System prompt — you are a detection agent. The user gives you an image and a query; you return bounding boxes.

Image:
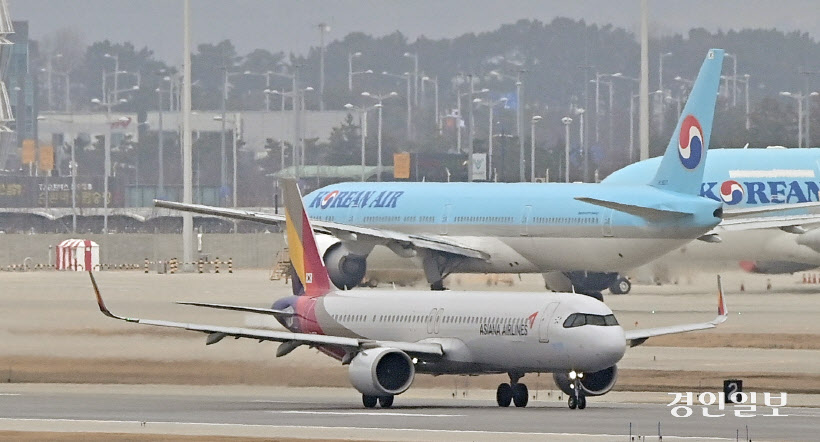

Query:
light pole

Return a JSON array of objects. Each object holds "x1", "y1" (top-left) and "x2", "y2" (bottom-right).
[
  {"x1": 561, "y1": 117, "x2": 573, "y2": 183},
  {"x1": 422, "y1": 75, "x2": 439, "y2": 131},
  {"x1": 317, "y1": 23, "x2": 330, "y2": 111},
  {"x1": 659, "y1": 52, "x2": 673, "y2": 95},
  {"x1": 725, "y1": 52, "x2": 738, "y2": 107},
  {"x1": 382, "y1": 71, "x2": 413, "y2": 139},
  {"x1": 575, "y1": 108, "x2": 585, "y2": 169},
  {"x1": 473, "y1": 97, "x2": 508, "y2": 180},
  {"x1": 737, "y1": 74, "x2": 751, "y2": 130},
  {"x1": 156, "y1": 86, "x2": 165, "y2": 198},
  {"x1": 345, "y1": 103, "x2": 378, "y2": 181},
  {"x1": 348, "y1": 52, "x2": 361, "y2": 91},
  {"x1": 103, "y1": 52, "x2": 119, "y2": 103},
  {"x1": 455, "y1": 84, "x2": 488, "y2": 153},
  {"x1": 214, "y1": 115, "x2": 240, "y2": 207},
  {"x1": 612, "y1": 73, "x2": 639, "y2": 158},
  {"x1": 780, "y1": 91, "x2": 820, "y2": 148},
  {"x1": 530, "y1": 115, "x2": 542, "y2": 182},
  {"x1": 404, "y1": 52, "x2": 419, "y2": 105},
  {"x1": 490, "y1": 69, "x2": 526, "y2": 181},
  {"x1": 361, "y1": 91, "x2": 398, "y2": 182}
]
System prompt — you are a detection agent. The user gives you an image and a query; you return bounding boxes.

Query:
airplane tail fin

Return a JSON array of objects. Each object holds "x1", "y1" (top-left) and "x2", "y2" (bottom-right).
[
  {"x1": 282, "y1": 179, "x2": 332, "y2": 297},
  {"x1": 650, "y1": 49, "x2": 724, "y2": 195}
]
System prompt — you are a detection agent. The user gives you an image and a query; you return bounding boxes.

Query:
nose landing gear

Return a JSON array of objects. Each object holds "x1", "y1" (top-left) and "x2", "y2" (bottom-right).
[{"x1": 567, "y1": 371, "x2": 587, "y2": 410}]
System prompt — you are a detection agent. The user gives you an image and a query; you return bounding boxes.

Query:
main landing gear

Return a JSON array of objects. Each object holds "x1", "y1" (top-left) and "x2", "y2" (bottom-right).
[
  {"x1": 496, "y1": 373, "x2": 529, "y2": 408},
  {"x1": 567, "y1": 371, "x2": 587, "y2": 410},
  {"x1": 362, "y1": 394, "x2": 394, "y2": 408}
]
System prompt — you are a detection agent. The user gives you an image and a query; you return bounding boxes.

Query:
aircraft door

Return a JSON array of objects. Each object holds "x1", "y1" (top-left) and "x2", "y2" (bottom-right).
[
  {"x1": 520, "y1": 205, "x2": 532, "y2": 236},
  {"x1": 538, "y1": 302, "x2": 560, "y2": 343},
  {"x1": 602, "y1": 209, "x2": 614, "y2": 237},
  {"x1": 441, "y1": 204, "x2": 452, "y2": 235}
]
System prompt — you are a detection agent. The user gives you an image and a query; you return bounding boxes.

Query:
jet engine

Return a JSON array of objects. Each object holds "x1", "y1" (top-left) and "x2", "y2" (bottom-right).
[
  {"x1": 553, "y1": 365, "x2": 618, "y2": 397},
  {"x1": 314, "y1": 234, "x2": 368, "y2": 289},
  {"x1": 348, "y1": 347, "x2": 415, "y2": 396},
  {"x1": 543, "y1": 271, "x2": 620, "y2": 295}
]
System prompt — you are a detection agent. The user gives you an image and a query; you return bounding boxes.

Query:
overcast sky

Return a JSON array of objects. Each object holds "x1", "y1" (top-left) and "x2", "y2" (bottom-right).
[{"x1": 9, "y1": 0, "x2": 820, "y2": 64}]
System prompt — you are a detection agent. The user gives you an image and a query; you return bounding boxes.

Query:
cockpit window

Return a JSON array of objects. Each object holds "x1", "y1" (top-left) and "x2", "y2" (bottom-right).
[{"x1": 563, "y1": 313, "x2": 620, "y2": 328}]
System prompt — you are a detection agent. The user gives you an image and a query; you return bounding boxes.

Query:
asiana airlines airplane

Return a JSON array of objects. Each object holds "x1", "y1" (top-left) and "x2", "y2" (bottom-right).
[{"x1": 91, "y1": 179, "x2": 728, "y2": 410}]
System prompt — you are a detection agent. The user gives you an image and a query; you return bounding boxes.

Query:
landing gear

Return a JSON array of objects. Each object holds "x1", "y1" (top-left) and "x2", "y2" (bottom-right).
[
  {"x1": 609, "y1": 277, "x2": 631, "y2": 295},
  {"x1": 362, "y1": 394, "x2": 394, "y2": 408},
  {"x1": 497, "y1": 373, "x2": 529, "y2": 408},
  {"x1": 567, "y1": 373, "x2": 587, "y2": 410},
  {"x1": 512, "y1": 383, "x2": 529, "y2": 407},
  {"x1": 496, "y1": 383, "x2": 512, "y2": 407},
  {"x1": 362, "y1": 395, "x2": 377, "y2": 408}
]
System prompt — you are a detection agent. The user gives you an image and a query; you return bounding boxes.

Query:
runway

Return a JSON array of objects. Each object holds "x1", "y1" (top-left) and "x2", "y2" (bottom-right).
[{"x1": 1, "y1": 385, "x2": 818, "y2": 441}]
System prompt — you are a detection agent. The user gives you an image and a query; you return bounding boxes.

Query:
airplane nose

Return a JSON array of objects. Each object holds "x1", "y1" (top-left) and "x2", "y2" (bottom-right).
[{"x1": 599, "y1": 327, "x2": 627, "y2": 367}]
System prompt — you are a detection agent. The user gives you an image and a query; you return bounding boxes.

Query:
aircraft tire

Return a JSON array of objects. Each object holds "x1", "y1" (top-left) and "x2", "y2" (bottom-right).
[
  {"x1": 378, "y1": 395, "x2": 394, "y2": 408},
  {"x1": 362, "y1": 395, "x2": 377, "y2": 408},
  {"x1": 512, "y1": 383, "x2": 529, "y2": 407},
  {"x1": 496, "y1": 383, "x2": 513, "y2": 407},
  {"x1": 568, "y1": 395, "x2": 577, "y2": 409},
  {"x1": 609, "y1": 277, "x2": 631, "y2": 295},
  {"x1": 578, "y1": 395, "x2": 587, "y2": 409}
]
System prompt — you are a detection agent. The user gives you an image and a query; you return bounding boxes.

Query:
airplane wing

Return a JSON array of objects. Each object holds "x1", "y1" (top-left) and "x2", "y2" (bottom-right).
[
  {"x1": 624, "y1": 275, "x2": 727, "y2": 348},
  {"x1": 90, "y1": 272, "x2": 443, "y2": 358},
  {"x1": 154, "y1": 200, "x2": 489, "y2": 260},
  {"x1": 722, "y1": 202, "x2": 820, "y2": 218},
  {"x1": 176, "y1": 301, "x2": 296, "y2": 316}
]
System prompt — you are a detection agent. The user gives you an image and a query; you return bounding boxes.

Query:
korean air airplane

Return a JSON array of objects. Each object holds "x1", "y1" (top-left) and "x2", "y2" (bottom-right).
[
  {"x1": 92, "y1": 178, "x2": 729, "y2": 410},
  {"x1": 157, "y1": 49, "x2": 807, "y2": 297},
  {"x1": 605, "y1": 147, "x2": 820, "y2": 282}
]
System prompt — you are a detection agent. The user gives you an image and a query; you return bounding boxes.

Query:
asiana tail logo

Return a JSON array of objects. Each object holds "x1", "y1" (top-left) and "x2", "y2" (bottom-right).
[{"x1": 309, "y1": 190, "x2": 404, "y2": 210}]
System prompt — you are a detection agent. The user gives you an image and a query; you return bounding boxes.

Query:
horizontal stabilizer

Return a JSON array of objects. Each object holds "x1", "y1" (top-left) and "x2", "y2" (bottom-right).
[
  {"x1": 575, "y1": 196, "x2": 693, "y2": 220},
  {"x1": 722, "y1": 201, "x2": 820, "y2": 219},
  {"x1": 177, "y1": 301, "x2": 295, "y2": 316}
]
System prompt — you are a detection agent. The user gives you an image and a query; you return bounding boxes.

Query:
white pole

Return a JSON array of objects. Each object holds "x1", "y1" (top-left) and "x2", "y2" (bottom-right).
[
  {"x1": 232, "y1": 120, "x2": 238, "y2": 207},
  {"x1": 71, "y1": 141, "x2": 76, "y2": 232},
  {"x1": 103, "y1": 120, "x2": 110, "y2": 233},
  {"x1": 798, "y1": 97, "x2": 804, "y2": 148},
  {"x1": 182, "y1": 0, "x2": 194, "y2": 270},
  {"x1": 639, "y1": 0, "x2": 650, "y2": 160},
  {"x1": 361, "y1": 110, "x2": 367, "y2": 181},
  {"x1": 488, "y1": 103, "x2": 494, "y2": 180},
  {"x1": 377, "y1": 102, "x2": 383, "y2": 182}
]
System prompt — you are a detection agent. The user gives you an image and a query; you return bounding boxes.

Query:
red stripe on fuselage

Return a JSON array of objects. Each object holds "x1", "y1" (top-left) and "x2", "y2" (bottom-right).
[{"x1": 294, "y1": 295, "x2": 324, "y2": 335}]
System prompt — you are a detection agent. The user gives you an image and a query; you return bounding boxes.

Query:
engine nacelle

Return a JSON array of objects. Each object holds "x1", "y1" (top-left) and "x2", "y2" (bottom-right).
[
  {"x1": 543, "y1": 271, "x2": 619, "y2": 294},
  {"x1": 796, "y1": 229, "x2": 820, "y2": 253},
  {"x1": 348, "y1": 347, "x2": 415, "y2": 396},
  {"x1": 314, "y1": 234, "x2": 368, "y2": 289},
  {"x1": 553, "y1": 365, "x2": 618, "y2": 397}
]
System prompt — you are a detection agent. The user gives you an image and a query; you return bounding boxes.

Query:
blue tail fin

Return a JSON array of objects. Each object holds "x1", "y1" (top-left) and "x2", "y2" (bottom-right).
[{"x1": 650, "y1": 49, "x2": 724, "y2": 194}]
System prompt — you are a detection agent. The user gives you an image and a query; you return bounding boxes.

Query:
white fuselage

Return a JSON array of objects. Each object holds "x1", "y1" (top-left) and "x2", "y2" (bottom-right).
[{"x1": 290, "y1": 290, "x2": 626, "y2": 374}]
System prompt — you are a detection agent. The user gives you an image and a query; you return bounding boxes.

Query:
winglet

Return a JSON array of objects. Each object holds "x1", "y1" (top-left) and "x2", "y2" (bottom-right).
[
  {"x1": 711, "y1": 274, "x2": 728, "y2": 325},
  {"x1": 281, "y1": 179, "x2": 332, "y2": 297},
  {"x1": 89, "y1": 271, "x2": 121, "y2": 320},
  {"x1": 650, "y1": 49, "x2": 724, "y2": 195}
]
